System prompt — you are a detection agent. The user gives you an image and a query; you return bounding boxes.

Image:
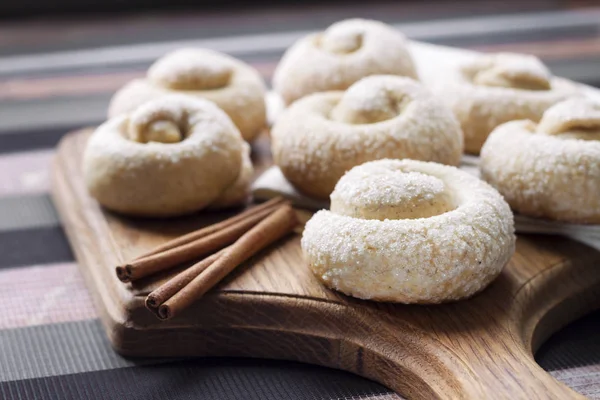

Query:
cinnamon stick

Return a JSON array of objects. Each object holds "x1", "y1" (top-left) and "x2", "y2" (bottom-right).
[
  {"x1": 139, "y1": 197, "x2": 285, "y2": 259},
  {"x1": 145, "y1": 247, "x2": 228, "y2": 311},
  {"x1": 116, "y1": 202, "x2": 286, "y2": 282},
  {"x1": 157, "y1": 204, "x2": 298, "y2": 320}
]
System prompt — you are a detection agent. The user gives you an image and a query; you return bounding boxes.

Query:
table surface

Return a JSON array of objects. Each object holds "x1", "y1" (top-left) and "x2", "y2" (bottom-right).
[{"x1": 0, "y1": 2, "x2": 599, "y2": 399}]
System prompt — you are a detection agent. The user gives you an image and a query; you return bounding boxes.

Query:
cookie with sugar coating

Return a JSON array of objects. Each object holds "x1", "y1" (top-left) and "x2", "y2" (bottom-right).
[
  {"x1": 480, "y1": 98, "x2": 600, "y2": 224},
  {"x1": 84, "y1": 95, "x2": 253, "y2": 217},
  {"x1": 432, "y1": 52, "x2": 581, "y2": 154},
  {"x1": 271, "y1": 75, "x2": 463, "y2": 200},
  {"x1": 108, "y1": 48, "x2": 267, "y2": 142},
  {"x1": 301, "y1": 159, "x2": 515, "y2": 303},
  {"x1": 273, "y1": 18, "x2": 417, "y2": 105}
]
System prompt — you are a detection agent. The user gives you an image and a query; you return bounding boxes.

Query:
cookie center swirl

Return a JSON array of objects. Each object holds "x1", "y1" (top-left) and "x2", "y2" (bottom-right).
[
  {"x1": 330, "y1": 76, "x2": 413, "y2": 124},
  {"x1": 467, "y1": 53, "x2": 551, "y2": 91},
  {"x1": 148, "y1": 49, "x2": 233, "y2": 91},
  {"x1": 126, "y1": 101, "x2": 188, "y2": 144},
  {"x1": 319, "y1": 22, "x2": 363, "y2": 54},
  {"x1": 331, "y1": 166, "x2": 456, "y2": 220},
  {"x1": 537, "y1": 98, "x2": 600, "y2": 141},
  {"x1": 138, "y1": 120, "x2": 183, "y2": 143}
]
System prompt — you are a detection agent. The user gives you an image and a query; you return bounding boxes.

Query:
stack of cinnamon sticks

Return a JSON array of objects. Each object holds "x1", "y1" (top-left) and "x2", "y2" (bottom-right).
[{"x1": 115, "y1": 197, "x2": 297, "y2": 320}]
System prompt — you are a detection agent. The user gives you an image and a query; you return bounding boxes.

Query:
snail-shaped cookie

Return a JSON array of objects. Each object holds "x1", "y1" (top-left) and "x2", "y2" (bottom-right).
[
  {"x1": 434, "y1": 52, "x2": 580, "y2": 154},
  {"x1": 302, "y1": 159, "x2": 515, "y2": 303},
  {"x1": 273, "y1": 19, "x2": 417, "y2": 105},
  {"x1": 480, "y1": 98, "x2": 600, "y2": 224},
  {"x1": 108, "y1": 48, "x2": 267, "y2": 142},
  {"x1": 84, "y1": 95, "x2": 253, "y2": 217},
  {"x1": 271, "y1": 75, "x2": 464, "y2": 199}
]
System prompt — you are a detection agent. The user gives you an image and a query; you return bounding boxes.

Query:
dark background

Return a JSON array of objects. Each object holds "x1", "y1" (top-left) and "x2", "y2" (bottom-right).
[{"x1": 1, "y1": 0, "x2": 598, "y2": 18}]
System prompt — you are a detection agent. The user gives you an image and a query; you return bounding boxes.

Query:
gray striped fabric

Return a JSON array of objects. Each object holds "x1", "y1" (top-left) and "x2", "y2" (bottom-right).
[
  {"x1": 0, "y1": 320, "x2": 137, "y2": 381},
  {"x1": 0, "y1": 195, "x2": 59, "y2": 232}
]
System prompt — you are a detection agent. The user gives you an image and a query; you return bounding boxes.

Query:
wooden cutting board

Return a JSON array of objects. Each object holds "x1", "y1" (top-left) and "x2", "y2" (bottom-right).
[{"x1": 52, "y1": 130, "x2": 600, "y2": 400}]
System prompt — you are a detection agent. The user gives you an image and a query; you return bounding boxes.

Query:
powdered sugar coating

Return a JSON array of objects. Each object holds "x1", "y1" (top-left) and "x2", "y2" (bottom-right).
[
  {"x1": 148, "y1": 48, "x2": 233, "y2": 90},
  {"x1": 432, "y1": 52, "x2": 581, "y2": 154},
  {"x1": 469, "y1": 53, "x2": 551, "y2": 90},
  {"x1": 301, "y1": 159, "x2": 515, "y2": 303},
  {"x1": 480, "y1": 100, "x2": 600, "y2": 224},
  {"x1": 108, "y1": 48, "x2": 266, "y2": 142},
  {"x1": 330, "y1": 75, "x2": 423, "y2": 124},
  {"x1": 331, "y1": 163, "x2": 455, "y2": 220},
  {"x1": 320, "y1": 22, "x2": 363, "y2": 54},
  {"x1": 537, "y1": 97, "x2": 600, "y2": 140},
  {"x1": 273, "y1": 19, "x2": 417, "y2": 105},
  {"x1": 271, "y1": 76, "x2": 463, "y2": 199},
  {"x1": 83, "y1": 95, "x2": 253, "y2": 217}
]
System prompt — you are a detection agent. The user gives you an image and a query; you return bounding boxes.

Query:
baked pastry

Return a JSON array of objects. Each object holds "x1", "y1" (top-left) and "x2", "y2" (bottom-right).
[
  {"x1": 302, "y1": 159, "x2": 515, "y2": 303},
  {"x1": 273, "y1": 19, "x2": 417, "y2": 105},
  {"x1": 480, "y1": 98, "x2": 600, "y2": 224},
  {"x1": 433, "y1": 52, "x2": 580, "y2": 154},
  {"x1": 271, "y1": 75, "x2": 463, "y2": 199},
  {"x1": 84, "y1": 95, "x2": 253, "y2": 217},
  {"x1": 108, "y1": 48, "x2": 267, "y2": 142}
]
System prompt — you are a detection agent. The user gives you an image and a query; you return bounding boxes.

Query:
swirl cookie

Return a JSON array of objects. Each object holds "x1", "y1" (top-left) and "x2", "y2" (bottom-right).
[
  {"x1": 84, "y1": 95, "x2": 253, "y2": 217},
  {"x1": 434, "y1": 52, "x2": 580, "y2": 154},
  {"x1": 108, "y1": 48, "x2": 267, "y2": 142},
  {"x1": 302, "y1": 159, "x2": 515, "y2": 303},
  {"x1": 271, "y1": 75, "x2": 463, "y2": 199},
  {"x1": 273, "y1": 19, "x2": 417, "y2": 105},
  {"x1": 480, "y1": 98, "x2": 600, "y2": 224}
]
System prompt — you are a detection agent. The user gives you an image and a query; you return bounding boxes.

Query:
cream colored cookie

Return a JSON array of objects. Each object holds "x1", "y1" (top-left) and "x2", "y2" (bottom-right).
[
  {"x1": 273, "y1": 19, "x2": 417, "y2": 105},
  {"x1": 108, "y1": 48, "x2": 267, "y2": 142},
  {"x1": 208, "y1": 142, "x2": 254, "y2": 209},
  {"x1": 480, "y1": 98, "x2": 600, "y2": 224},
  {"x1": 271, "y1": 75, "x2": 463, "y2": 199},
  {"x1": 302, "y1": 159, "x2": 515, "y2": 303},
  {"x1": 433, "y1": 52, "x2": 581, "y2": 154},
  {"x1": 84, "y1": 95, "x2": 253, "y2": 217}
]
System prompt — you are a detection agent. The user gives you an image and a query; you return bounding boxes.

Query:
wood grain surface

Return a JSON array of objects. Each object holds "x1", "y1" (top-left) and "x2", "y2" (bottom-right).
[{"x1": 52, "y1": 130, "x2": 600, "y2": 399}]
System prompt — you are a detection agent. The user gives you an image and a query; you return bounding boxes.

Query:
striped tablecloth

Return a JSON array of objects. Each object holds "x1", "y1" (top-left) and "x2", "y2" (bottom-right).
[{"x1": 0, "y1": 4, "x2": 599, "y2": 399}]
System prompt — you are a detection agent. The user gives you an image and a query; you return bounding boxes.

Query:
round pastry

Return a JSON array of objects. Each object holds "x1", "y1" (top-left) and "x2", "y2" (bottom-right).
[
  {"x1": 108, "y1": 48, "x2": 267, "y2": 142},
  {"x1": 84, "y1": 95, "x2": 253, "y2": 217},
  {"x1": 302, "y1": 159, "x2": 515, "y2": 303},
  {"x1": 480, "y1": 98, "x2": 600, "y2": 224},
  {"x1": 271, "y1": 75, "x2": 464, "y2": 199},
  {"x1": 273, "y1": 18, "x2": 417, "y2": 105},
  {"x1": 433, "y1": 52, "x2": 580, "y2": 154}
]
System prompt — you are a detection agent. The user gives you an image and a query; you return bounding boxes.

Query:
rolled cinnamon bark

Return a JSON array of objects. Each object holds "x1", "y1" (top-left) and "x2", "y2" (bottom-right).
[
  {"x1": 145, "y1": 247, "x2": 227, "y2": 311},
  {"x1": 139, "y1": 197, "x2": 285, "y2": 258},
  {"x1": 158, "y1": 204, "x2": 298, "y2": 320},
  {"x1": 116, "y1": 200, "x2": 287, "y2": 282}
]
